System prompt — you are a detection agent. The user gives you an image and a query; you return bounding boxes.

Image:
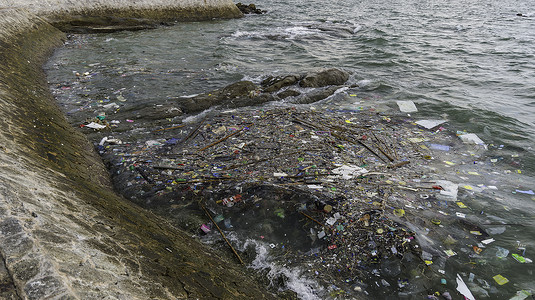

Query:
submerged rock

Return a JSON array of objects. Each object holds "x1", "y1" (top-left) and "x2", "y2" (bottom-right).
[
  {"x1": 299, "y1": 68, "x2": 350, "y2": 88},
  {"x1": 277, "y1": 89, "x2": 301, "y2": 99},
  {"x1": 261, "y1": 75, "x2": 300, "y2": 92},
  {"x1": 294, "y1": 85, "x2": 341, "y2": 104},
  {"x1": 175, "y1": 69, "x2": 349, "y2": 113},
  {"x1": 51, "y1": 15, "x2": 163, "y2": 33},
  {"x1": 176, "y1": 80, "x2": 275, "y2": 113},
  {"x1": 221, "y1": 80, "x2": 259, "y2": 98}
]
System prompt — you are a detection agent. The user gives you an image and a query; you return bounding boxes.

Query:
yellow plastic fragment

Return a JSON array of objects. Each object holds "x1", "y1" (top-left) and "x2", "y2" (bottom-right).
[
  {"x1": 393, "y1": 209, "x2": 405, "y2": 217},
  {"x1": 456, "y1": 202, "x2": 468, "y2": 208},
  {"x1": 444, "y1": 161, "x2": 455, "y2": 166},
  {"x1": 463, "y1": 185, "x2": 473, "y2": 190},
  {"x1": 468, "y1": 171, "x2": 480, "y2": 175},
  {"x1": 424, "y1": 260, "x2": 433, "y2": 265},
  {"x1": 493, "y1": 274, "x2": 509, "y2": 285}
]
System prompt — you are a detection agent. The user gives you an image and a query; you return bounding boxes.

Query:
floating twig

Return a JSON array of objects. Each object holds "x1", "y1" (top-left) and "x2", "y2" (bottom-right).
[
  {"x1": 174, "y1": 117, "x2": 206, "y2": 151},
  {"x1": 152, "y1": 124, "x2": 185, "y2": 133},
  {"x1": 300, "y1": 211, "x2": 328, "y2": 229},
  {"x1": 387, "y1": 160, "x2": 410, "y2": 169},
  {"x1": 201, "y1": 205, "x2": 244, "y2": 265},
  {"x1": 357, "y1": 140, "x2": 388, "y2": 163},
  {"x1": 199, "y1": 128, "x2": 244, "y2": 152}
]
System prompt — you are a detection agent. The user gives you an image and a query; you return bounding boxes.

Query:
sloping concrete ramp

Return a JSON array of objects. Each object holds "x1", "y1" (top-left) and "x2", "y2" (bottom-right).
[{"x1": 0, "y1": 2, "x2": 280, "y2": 299}]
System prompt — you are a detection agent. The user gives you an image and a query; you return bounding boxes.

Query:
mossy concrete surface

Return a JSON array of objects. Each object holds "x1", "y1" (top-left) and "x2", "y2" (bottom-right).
[{"x1": 0, "y1": 2, "x2": 282, "y2": 299}]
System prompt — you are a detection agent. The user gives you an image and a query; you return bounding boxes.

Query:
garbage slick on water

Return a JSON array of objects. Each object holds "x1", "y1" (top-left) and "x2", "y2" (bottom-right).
[{"x1": 97, "y1": 104, "x2": 432, "y2": 295}]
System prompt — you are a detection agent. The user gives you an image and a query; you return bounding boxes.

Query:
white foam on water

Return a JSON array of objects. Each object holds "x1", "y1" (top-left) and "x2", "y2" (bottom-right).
[
  {"x1": 179, "y1": 93, "x2": 199, "y2": 98},
  {"x1": 231, "y1": 25, "x2": 321, "y2": 41},
  {"x1": 283, "y1": 26, "x2": 321, "y2": 39},
  {"x1": 182, "y1": 107, "x2": 214, "y2": 123},
  {"x1": 356, "y1": 79, "x2": 372, "y2": 87},
  {"x1": 231, "y1": 30, "x2": 262, "y2": 38},
  {"x1": 235, "y1": 237, "x2": 324, "y2": 300}
]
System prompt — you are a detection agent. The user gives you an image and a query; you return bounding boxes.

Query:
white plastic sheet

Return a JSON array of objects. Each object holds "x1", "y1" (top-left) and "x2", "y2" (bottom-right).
[
  {"x1": 396, "y1": 100, "x2": 418, "y2": 112},
  {"x1": 435, "y1": 180, "x2": 458, "y2": 201},
  {"x1": 415, "y1": 119, "x2": 447, "y2": 129},
  {"x1": 84, "y1": 122, "x2": 107, "y2": 129},
  {"x1": 456, "y1": 274, "x2": 476, "y2": 300},
  {"x1": 331, "y1": 165, "x2": 368, "y2": 180}
]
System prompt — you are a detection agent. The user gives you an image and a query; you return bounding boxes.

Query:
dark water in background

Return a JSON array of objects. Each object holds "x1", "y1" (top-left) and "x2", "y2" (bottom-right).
[{"x1": 44, "y1": 0, "x2": 535, "y2": 298}]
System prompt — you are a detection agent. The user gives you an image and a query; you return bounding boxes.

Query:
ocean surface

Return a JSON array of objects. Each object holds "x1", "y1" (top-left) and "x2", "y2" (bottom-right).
[{"x1": 45, "y1": 0, "x2": 535, "y2": 298}]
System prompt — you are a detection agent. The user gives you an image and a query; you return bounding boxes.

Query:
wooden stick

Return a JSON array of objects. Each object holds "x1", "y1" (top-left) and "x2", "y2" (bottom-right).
[
  {"x1": 173, "y1": 177, "x2": 240, "y2": 184},
  {"x1": 357, "y1": 140, "x2": 388, "y2": 163},
  {"x1": 374, "y1": 142, "x2": 395, "y2": 162},
  {"x1": 294, "y1": 117, "x2": 388, "y2": 163},
  {"x1": 201, "y1": 205, "x2": 245, "y2": 265},
  {"x1": 199, "y1": 128, "x2": 243, "y2": 152},
  {"x1": 152, "y1": 124, "x2": 186, "y2": 133},
  {"x1": 300, "y1": 211, "x2": 328, "y2": 228},
  {"x1": 174, "y1": 117, "x2": 206, "y2": 150},
  {"x1": 387, "y1": 160, "x2": 410, "y2": 169},
  {"x1": 152, "y1": 165, "x2": 184, "y2": 170}
]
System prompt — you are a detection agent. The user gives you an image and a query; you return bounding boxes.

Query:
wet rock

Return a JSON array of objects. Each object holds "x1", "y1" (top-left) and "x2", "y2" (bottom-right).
[
  {"x1": 0, "y1": 218, "x2": 24, "y2": 237},
  {"x1": 0, "y1": 254, "x2": 18, "y2": 300},
  {"x1": 262, "y1": 75, "x2": 299, "y2": 93},
  {"x1": 130, "y1": 104, "x2": 183, "y2": 121},
  {"x1": 176, "y1": 70, "x2": 353, "y2": 113},
  {"x1": 299, "y1": 68, "x2": 349, "y2": 88},
  {"x1": 294, "y1": 85, "x2": 341, "y2": 104},
  {"x1": 221, "y1": 80, "x2": 258, "y2": 99},
  {"x1": 24, "y1": 276, "x2": 66, "y2": 300},
  {"x1": 2, "y1": 231, "x2": 34, "y2": 262},
  {"x1": 51, "y1": 16, "x2": 162, "y2": 33},
  {"x1": 12, "y1": 257, "x2": 41, "y2": 282},
  {"x1": 177, "y1": 81, "x2": 277, "y2": 113},
  {"x1": 277, "y1": 89, "x2": 301, "y2": 99},
  {"x1": 236, "y1": 3, "x2": 266, "y2": 14}
]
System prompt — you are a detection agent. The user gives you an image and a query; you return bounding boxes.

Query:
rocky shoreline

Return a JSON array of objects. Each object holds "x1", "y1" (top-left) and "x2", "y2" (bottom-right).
[{"x1": 0, "y1": 1, "x2": 300, "y2": 299}]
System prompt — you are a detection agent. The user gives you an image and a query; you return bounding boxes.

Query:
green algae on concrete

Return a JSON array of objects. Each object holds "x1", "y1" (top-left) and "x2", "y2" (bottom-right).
[{"x1": 0, "y1": 2, "x2": 288, "y2": 299}]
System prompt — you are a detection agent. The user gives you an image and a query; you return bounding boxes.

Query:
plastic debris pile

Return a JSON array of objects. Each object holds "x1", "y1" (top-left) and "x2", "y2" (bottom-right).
[
  {"x1": 47, "y1": 60, "x2": 534, "y2": 298},
  {"x1": 86, "y1": 100, "x2": 532, "y2": 298}
]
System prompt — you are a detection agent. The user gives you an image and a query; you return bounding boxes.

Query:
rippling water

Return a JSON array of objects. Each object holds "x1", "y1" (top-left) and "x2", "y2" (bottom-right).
[
  {"x1": 49, "y1": 0, "x2": 535, "y2": 166},
  {"x1": 45, "y1": 0, "x2": 535, "y2": 298}
]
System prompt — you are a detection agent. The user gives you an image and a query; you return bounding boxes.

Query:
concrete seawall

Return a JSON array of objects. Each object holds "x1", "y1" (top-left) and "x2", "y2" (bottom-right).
[{"x1": 0, "y1": 2, "x2": 280, "y2": 299}]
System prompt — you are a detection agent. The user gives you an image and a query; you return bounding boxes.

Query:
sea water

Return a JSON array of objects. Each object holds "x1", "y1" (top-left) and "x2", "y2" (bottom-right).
[{"x1": 45, "y1": 0, "x2": 535, "y2": 298}]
